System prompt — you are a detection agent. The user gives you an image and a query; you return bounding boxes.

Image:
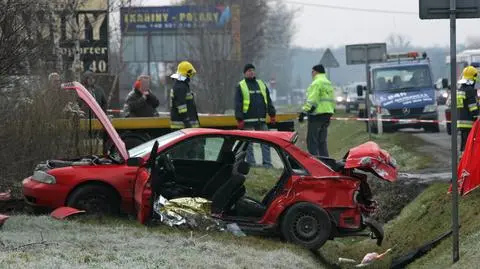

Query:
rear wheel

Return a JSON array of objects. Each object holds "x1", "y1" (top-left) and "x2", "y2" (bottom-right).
[
  {"x1": 280, "y1": 202, "x2": 332, "y2": 250},
  {"x1": 67, "y1": 184, "x2": 119, "y2": 216}
]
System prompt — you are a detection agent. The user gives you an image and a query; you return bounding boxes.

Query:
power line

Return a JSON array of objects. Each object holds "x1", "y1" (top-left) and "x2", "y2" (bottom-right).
[{"x1": 268, "y1": 0, "x2": 417, "y2": 15}]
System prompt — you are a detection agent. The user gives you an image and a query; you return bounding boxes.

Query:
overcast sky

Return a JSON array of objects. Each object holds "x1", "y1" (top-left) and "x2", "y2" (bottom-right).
[{"x1": 136, "y1": 0, "x2": 479, "y2": 49}]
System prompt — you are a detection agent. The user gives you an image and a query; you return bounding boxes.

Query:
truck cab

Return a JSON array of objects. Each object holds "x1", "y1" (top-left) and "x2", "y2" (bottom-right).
[{"x1": 365, "y1": 51, "x2": 440, "y2": 133}]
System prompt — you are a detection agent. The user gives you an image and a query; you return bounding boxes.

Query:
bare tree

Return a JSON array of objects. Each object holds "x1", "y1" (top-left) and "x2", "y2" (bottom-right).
[
  {"x1": 176, "y1": 0, "x2": 296, "y2": 113},
  {"x1": 386, "y1": 33, "x2": 412, "y2": 52}
]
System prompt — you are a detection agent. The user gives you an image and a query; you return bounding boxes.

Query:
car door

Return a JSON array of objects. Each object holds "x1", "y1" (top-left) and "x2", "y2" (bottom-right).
[
  {"x1": 166, "y1": 136, "x2": 227, "y2": 191},
  {"x1": 134, "y1": 141, "x2": 159, "y2": 224}
]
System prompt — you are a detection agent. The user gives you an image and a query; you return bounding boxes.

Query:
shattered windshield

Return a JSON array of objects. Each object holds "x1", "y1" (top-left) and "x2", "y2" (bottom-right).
[
  {"x1": 128, "y1": 130, "x2": 186, "y2": 157},
  {"x1": 372, "y1": 65, "x2": 433, "y2": 91}
]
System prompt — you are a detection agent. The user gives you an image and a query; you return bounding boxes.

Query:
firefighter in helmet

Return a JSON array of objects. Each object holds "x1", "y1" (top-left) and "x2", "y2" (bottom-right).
[
  {"x1": 457, "y1": 65, "x2": 479, "y2": 153},
  {"x1": 169, "y1": 61, "x2": 200, "y2": 129}
]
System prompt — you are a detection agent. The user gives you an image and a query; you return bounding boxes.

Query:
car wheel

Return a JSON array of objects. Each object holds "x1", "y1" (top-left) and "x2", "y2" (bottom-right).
[
  {"x1": 67, "y1": 184, "x2": 119, "y2": 215},
  {"x1": 346, "y1": 105, "x2": 350, "y2": 113},
  {"x1": 280, "y1": 202, "x2": 332, "y2": 250},
  {"x1": 447, "y1": 123, "x2": 452, "y2": 135}
]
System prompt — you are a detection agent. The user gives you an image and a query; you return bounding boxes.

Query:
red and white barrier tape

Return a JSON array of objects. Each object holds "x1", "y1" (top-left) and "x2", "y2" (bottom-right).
[{"x1": 331, "y1": 117, "x2": 450, "y2": 124}]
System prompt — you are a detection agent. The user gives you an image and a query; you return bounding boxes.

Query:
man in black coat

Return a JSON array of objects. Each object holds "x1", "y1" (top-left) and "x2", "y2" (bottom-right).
[{"x1": 123, "y1": 75, "x2": 160, "y2": 117}]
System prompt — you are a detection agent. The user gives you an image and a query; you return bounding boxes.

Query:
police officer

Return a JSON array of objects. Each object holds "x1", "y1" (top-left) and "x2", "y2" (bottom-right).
[
  {"x1": 235, "y1": 63, "x2": 276, "y2": 168},
  {"x1": 457, "y1": 65, "x2": 479, "y2": 153},
  {"x1": 298, "y1": 64, "x2": 336, "y2": 157},
  {"x1": 169, "y1": 61, "x2": 200, "y2": 129}
]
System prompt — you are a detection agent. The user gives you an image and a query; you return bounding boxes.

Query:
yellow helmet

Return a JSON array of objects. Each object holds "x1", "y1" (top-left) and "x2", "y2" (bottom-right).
[
  {"x1": 462, "y1": 66, "x2": 478, "y2": 81},
  {"x1": 177, "y1": 61, "x2": 196, "y2": 78}
]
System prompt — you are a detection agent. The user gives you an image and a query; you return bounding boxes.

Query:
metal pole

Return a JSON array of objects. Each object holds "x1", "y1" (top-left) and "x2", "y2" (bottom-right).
[
  {"x1": 147, "y1": 32, "x2": 151, "y2": 76},
  {"x1": 365, "y1": 46, "x2": 372, "y2": 140},
  {"x1": 450, "y1": 0, "x2": 459, "y2": 263}
]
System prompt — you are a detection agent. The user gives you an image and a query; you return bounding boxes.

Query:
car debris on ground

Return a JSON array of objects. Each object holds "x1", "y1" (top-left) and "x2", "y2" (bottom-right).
[{"x1": 152, "y1": 195, "x2": 245, "y2": 236}]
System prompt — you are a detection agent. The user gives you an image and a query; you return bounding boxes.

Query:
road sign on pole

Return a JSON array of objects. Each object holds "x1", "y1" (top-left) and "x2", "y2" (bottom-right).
[
  {"x1": 320, "y1": 48, "x2": 339, "y2": 80},
  {"x1": 320, "y1": 48, "x2": 340, "y2": 68},
  {"x1": 419, "y1": 0, "x2": 480, "y2": 263},
  {"x1": 345, "y1": 43, "x2": 387, "y2": 140}
]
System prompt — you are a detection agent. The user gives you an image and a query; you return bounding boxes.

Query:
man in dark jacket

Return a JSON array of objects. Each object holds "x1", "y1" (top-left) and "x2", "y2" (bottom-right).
[
  {"x1": 235, "y1": 63, "x2": 276, "y2": 168},
  {"x1": 123, "y1": 75, "x2": 160, "y2": 117},
  {"x1": 81, "y1": 70, "x2": 107, "y2": 112}
]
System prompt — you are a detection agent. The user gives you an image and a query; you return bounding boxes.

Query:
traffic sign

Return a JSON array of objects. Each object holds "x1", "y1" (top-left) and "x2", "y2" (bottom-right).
[
  {"x1": 319, "y1": 48, "x2": 339, "y2": 68},
  {"x1": 419, "y1": 0, "x2": 480, "y2": 19}
]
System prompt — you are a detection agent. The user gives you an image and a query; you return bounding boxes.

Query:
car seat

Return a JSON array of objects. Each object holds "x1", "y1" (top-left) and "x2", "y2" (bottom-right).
[
  {"x1": 210, "y1": 161, "x2": 250, "y2": 215},
  {"x1": 201, "y1": 151, "x2": 235, "y2": 199}
]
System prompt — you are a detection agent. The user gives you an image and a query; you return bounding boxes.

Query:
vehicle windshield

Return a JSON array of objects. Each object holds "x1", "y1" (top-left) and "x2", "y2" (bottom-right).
[
  {"x1": 128, "y1": 130, "x2": 186, "y2": 157},
  {"x1": 372, "y1": 65, "x2": 432, "y2": 91}
]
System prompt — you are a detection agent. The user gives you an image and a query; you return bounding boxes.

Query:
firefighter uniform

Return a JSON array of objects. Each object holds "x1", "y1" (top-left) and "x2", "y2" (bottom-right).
[
  {"x1": 169, "y1": 61, "x2": 200, "y2": 129},
  {"x1": 299, "y1": 64, "x2": 336, "y2": 157},
  {"x1": 457, "y1": 66, "x2": 479, "y2": 152}
]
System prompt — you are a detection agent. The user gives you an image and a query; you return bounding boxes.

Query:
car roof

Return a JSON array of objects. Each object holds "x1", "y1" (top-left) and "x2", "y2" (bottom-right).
[{"x1": 180, "y1": 128, "x2": 297, "y2": 144}]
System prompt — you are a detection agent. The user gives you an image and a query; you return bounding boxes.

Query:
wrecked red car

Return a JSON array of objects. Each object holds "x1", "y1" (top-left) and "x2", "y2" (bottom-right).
[{"x1": 22, "y1": 82, "x2": 398, "y2": 249}]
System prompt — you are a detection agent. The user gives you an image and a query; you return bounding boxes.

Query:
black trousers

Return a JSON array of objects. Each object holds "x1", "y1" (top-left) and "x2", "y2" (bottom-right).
[
  {"x1": 306, "y1": 114, "x2": 331, "y2": 157},
  {"x1": 460, "y1": 128, "x2": 471, "y2": 152}
]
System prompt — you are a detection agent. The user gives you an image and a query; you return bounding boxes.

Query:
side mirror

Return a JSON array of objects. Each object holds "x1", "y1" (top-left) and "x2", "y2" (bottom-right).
[
  {"x1": 357, "y1": 85, "x2": 363, "y2": 97},
  {"x1": 127, "y1": 157, "x2": 145, "y2": 167},
  {"x1": 442, "y1": 78, "x2": 449, "y2": 89}
]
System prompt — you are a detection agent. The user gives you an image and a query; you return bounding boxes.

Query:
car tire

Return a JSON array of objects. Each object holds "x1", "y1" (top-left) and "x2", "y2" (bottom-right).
[
  {"x1": 67, "y1": 184, "x2": 120, "y2": 216},
  {"x1": 346, "y1": 105, "x2": 350, "y2": 113},
  {"x1": 447, "y1": 123, "x2": 452, "y2": 135},
  {"x1": 280, "y1": 202, "x2": 332, "y2": 250}
]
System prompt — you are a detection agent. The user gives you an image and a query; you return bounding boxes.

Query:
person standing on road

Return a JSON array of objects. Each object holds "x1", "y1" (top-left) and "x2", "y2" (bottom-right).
[
  {"x1": 169, "y1": 61, "x2": 200, "y2": 129},
  {"x1": 169, "y1": 61, "x2": 203, "y2": 159},
  {"x1": 457, "y1": 65, "x2": 479, "y2": 153},
  {"x1": 235, "y1": 63, "x2": 277, "y2": 168},
  {"x1": 123, "y1": 75, "x2": 160, "y2": 117},
  {"x1": 298, "y1": 64, "x2": 336, "y2": 157}
]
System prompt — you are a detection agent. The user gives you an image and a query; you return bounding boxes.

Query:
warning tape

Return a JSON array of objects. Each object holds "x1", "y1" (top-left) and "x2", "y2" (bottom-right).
[{"x1": 331, "y1": 117, "x2": 451, "y2": 124}]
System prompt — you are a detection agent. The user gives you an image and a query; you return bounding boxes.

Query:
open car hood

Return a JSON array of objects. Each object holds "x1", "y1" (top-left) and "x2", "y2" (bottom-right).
[
  {"x1": 344, "y1": 141, "x2": 398, "y2": 182},
  {"x1": 62, "y1": 82, "x2": 129, "y2": 161}
]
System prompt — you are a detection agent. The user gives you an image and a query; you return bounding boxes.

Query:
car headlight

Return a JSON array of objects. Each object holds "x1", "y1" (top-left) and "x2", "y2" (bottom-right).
[
  {"x1": 346, "y1": 97, "x2": 351, "y2": 102},
  {"x1": 423, "y1": 105, "x2": 437, "y2": 113},
  {"x1": 336, "y1": 96, "x2": 344, "y2": 102},
  {"x1": 32, "y1": 170, "x2": 56, "y2": 184},
  {"x1": 442, "y1": 92, "x2": 448, "y2": 98}
]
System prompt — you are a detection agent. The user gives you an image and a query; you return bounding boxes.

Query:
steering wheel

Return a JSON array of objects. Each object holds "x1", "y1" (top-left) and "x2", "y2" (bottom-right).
[{"x1": 159, "y1": 153, "x2": 175, "y2": 173}]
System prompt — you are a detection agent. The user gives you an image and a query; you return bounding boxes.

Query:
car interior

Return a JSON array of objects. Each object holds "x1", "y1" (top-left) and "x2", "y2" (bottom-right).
[{"x1": 150, "y1": 135, "x2": 295, "y2": 221}]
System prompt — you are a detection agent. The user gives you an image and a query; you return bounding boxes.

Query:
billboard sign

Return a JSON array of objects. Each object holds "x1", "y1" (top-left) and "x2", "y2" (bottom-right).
[
  {"x1": 52, "y1": 0, "x2": 109, "y2": 73},
  {"x1": 120, "y1": 5, "x2": 232, "y2": 32}
]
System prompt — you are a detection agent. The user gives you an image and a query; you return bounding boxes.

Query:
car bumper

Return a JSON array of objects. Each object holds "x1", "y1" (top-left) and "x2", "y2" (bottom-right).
[
  {"x1": 377, "y1": 112, "x2": 438, "y2": 128},
  {"x1": 22, "y1": 177, "x2": 68, "y2": 209}
]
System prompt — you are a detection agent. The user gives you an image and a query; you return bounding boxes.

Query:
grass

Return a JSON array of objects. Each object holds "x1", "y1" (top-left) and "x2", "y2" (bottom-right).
[{"x1": 0, "y1": 214, "x2": 324, "y2": 269}]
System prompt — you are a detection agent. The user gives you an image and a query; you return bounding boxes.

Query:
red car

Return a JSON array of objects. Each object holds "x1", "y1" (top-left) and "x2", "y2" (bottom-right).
[{"x1": 23, "y1": 82, "x2": 398, "y2": 249}]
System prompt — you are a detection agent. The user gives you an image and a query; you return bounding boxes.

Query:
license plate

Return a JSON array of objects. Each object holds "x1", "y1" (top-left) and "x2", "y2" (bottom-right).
[{"x1": 359, "y1": 103, "x2": 366, "y2": 109}]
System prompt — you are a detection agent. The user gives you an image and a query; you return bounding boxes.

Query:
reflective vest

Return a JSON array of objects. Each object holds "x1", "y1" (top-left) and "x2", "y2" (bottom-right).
[
  {"x1": 302, "y1": 74, "x2": 335, "y2": 115},
  {"x1": 239, "y1": 79, "x2": 267, "y2": 113},
  {"x1": 457, "y1": 82, "x2": 479, "y2": 129}
]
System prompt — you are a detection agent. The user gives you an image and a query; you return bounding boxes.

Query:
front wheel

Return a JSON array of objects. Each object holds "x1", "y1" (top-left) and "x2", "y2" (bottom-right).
[
  {"x1": 67, "y1": 184, "x2": 119, "y2": 216},
  {"x1": 280, "y1": 202, "x2": 332, "y2": 250}
]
